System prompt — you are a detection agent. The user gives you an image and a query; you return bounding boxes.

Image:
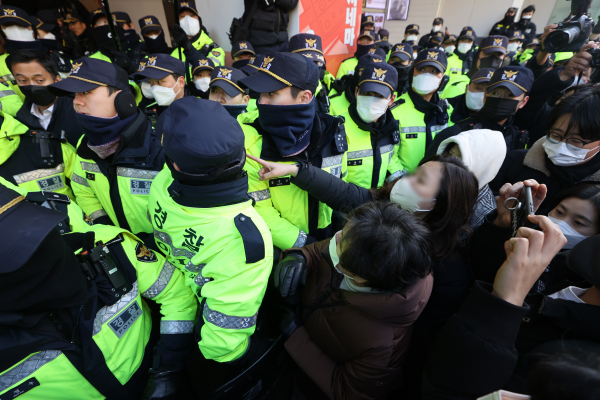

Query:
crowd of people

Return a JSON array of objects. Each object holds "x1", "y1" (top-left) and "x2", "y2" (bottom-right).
[{"x1": 1, "y1": 1, "x2": 600, "y2": 399}]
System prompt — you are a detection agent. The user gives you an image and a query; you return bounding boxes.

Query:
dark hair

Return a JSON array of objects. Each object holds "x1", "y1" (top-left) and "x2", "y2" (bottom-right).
[
  {"x1": 546, "y1": 85, "x2": 600, "y2": 141},
  {"x1": 339, "y1": 201, "x2": 432, "y2": 291},
  {"x1": 171, "y1": 73, "x2": 182, "y2": 81},
  {"x1": 6, "y1": 49, "x2": 59, "y2": 79},
  {"x1": 290, "y1": 86, "x2": 302, "y2": 99},
  {"x1": 373, "y1": 155, "x2": 479, "y2": 259},
  {"x1": 106, "y1": 85, "x2": 120, "y2": 96},
  {"x1": 548, "y1": 182, "x2": 600, "y2": 232}
]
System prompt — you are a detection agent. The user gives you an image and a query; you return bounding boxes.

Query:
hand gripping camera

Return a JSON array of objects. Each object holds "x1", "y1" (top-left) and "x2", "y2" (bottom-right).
[{"x1": 544, "y1": 0, "x2": 595, "y2": 53}]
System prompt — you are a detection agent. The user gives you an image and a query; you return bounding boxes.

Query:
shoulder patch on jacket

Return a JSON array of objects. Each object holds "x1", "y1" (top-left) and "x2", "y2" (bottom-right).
[
  {"x1": 389, "y1": 98, "x2": 405, "y2": 110},
  {"x1": 105, "y1": 234, "x2": 125, "y2": 246},
  {"x1": 135, "y1": 241, "x2": 158, "y2": 263},
  {"x1": 234, "y1": 213, "x2": 265, "y2": 264}
]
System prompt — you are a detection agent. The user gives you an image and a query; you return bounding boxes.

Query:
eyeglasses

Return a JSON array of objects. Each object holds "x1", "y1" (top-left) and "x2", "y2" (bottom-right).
[{"x1": 546, "y1": 132, "x2": 594, "y2": 151}]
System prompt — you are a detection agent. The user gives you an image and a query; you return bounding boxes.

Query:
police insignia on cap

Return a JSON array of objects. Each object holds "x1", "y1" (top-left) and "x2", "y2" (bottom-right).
[
  {"x1": 503, "y1": 70, "x2": 518, "y2": 81},
  {"x1": 382, "y1": 36, "x2": 388, "y2": 40},
  {"x1": 199, "y1": 59, "x2": 208, "y2": 66},
  {"x1": 138, "y1": 61, "x2": 146, "y2": 71},
  {"x1": 181, "y1": 2, "x2": 190, "y2": 6},
  {"x1": 302, "y1": 53, "x2": 313, "y2": 58},
  {"x1": 248, "y1": 57, "x2": 255, "y2": 64},
  {"x1": 3, "y1": 9, "x2": 15, "y2": 16},
  {"x1": 305, "y1": 38, "x2": 317, "y2": 48},
  {"x1": 373, "y1": 67, "x2": 386, "y2": 80},
  {"x1": 71, "y1": 62, "x2": 83, "y2": 74},
  {"x1": 367, "y1": 16, "x2": 373, "y2": 21},
  {"x1": 487, "y1": 71, "x2": 493, "y2": 78},
  {"x1": 144, "y1": 17, "x2": 152, "y2": 24},
  {"x1": 368, "y1": 48, "x2": 376, "y2": 54},
  {"x1": 239, "y1": 42, "x2": 248, "y2": 49},
  {"x1": 494, "y1": 38, "x2": 503, "y2": 45},
  {"x1": 218, "y1": 68, "x2": 232, "y2": 79},
  {"x1": 148, "y1": 56, "x2": 157, "y2": 66},
  {"x1": 427, "y1": 51, "x2": 439, "y2": 60},
  {"x1": 262, "y1": 56, "x2": 274, "y2": 70},
  {"x1": 373, "y1": 58, "x2": 383, "y2": 62},
  {"x1": 93, "y1": 9, "x2": 102, "y2": 14}
]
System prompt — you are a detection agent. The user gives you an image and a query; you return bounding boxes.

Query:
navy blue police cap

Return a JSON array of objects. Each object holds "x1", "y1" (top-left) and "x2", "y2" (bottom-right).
[
  {"x1": 507, "y1": 29, "x2": 524, "y2": 41},
  {"x1": 158, "y1": 97, "x2": 245, "y2": 175},
  {"x1": 63, "y1": 12, "x2": 83, "y2": 24},
  {"x1": 458, "y1": 28, "x2": 476, "y2": 41},
  {"x1": 139, "y1": 15, "x2": 162, "y2": 34},
  {"x1": 0, "y1": 6, "x2": 32, "y2": 27},
  {"x1": 34, "y1": 17, "x2": 55, "y2": 32},
  {"x1": 524, "y1": 38, "x2": 540, "y2": 48},
  {"x1": 232, "y1": 41, "x2": 255, "y2": 58},
  {"x1": 112, "y1": 11, "x2": 132, "y2": 24},
  {"x1": 241, "y1": 54, "x2": 264, "y2": 75},
  {"x1": 433, "y1": 17, "x2": 444, "y2": 25},
  {"x1": 377, "y1": 29, "x2": 391, "y2": 46},
  {"x1": 178, "y1": 1, "x2": 199, "y2": 17},
  {"x1": 358, "y1": 29, "x2": 377, "y2": 41},
  {"x1": 443, "y1": 34, "x2": 458, "y2": 45},
  {"x1": 90, "y1": 8, "x2": 112, "y2": 26},
  {"x1": 133, "y1": 54, "x2": 185, "y2": 80},
  {"x1": 191, "y1": 55, "x2": 215, "y2": 76},
  {"x1": 366, "y1": 46, "x2": 387, "y2": 58},
  {"x1": 289, "y1": 33, "x2": 324, "y2": 58},
  {"x1": 37, "y1": 9, "x2": 62, "y2": 24},
  {"x1": 405, "y1": 24, "x2": 420, "y2": 34},
  {"x1": 48, "y1": 58, "x2": 130, "y2": 96},
  {"x1": 470, "y1": 68, "x2": 494, "y2": 84},
  {"x1": 359, "y1": 62, "x2": 398, "y2": 98},
  {"x1": 354, "y1": 53, "x2": 386, "y2": 77},
  {"x1": 390, "y1": 43, "x2": 413, "y2": 62},
  {"x1": 480, "y1": 36, "x2": 508, "y2": 54},
  {"x1": 210, "y1": 67, "x2": 248, "y2": 97},
  {"x1": 430, "y1": 31, "x2": 445, "y2": 43},
  {"x1": 239, "y1": 52, "x2": 319, "y2": 94},
  {"x1": 414, "y1": 48, "x2": 447, "y2": 72},
  {"x1": 487, "y1": 66, "x2": 533, "y2": 96},
  {"x1": 361, "y1": 14, "x2": 375, "y2": 26}
]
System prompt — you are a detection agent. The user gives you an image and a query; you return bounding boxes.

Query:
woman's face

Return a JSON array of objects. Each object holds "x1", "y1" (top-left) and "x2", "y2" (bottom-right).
[
  {"x1": 549, "y1": 197, "x2": 599, "y2": 236},
  {"x1": 411, "y1": 161, "x2": 442, "y2": 210},
  {"x1": 334, "y1": 225, "x2": 367, "y2": 284}
]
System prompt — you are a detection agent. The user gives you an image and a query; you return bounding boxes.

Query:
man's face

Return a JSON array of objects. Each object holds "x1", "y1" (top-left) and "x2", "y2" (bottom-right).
[
  {"x1": 148, "y1": 74, "x2": 178, "y2": 89},
  {"x1": 179, "y1": 10, "x2": 198, "y2": 21},
  {"x1": 94, "y1": 16, "x2": 108, "y2": 28},
  {"x1": 363, "y1": 23, "x2": 374, "y2": 30},
  {"x1": 68, "y1": 21, "x2": 86, "y2": 36},
  {"x1": 73, "y1": 86, "x2": 119, "y2": 118},
  {"x1": 13, "y1": 61, "x2": 58, "y2": 87},
  {"x1": 193, "y1": 70, "x2": 212, "y2": 79},
  {"x1": 209, "y1": 86, "x2": 248, "y2": 105},
  {"x1": 458, "y1": 38, "x2": 473, "y2": 45},
  {"x1": 259, "y1": 87, "x2": 310, "y2": 106},
  {"x1": 478, "y1": 51, "x2": 505, "y2": 68},
  {"x1": 413, "y1": 65, "x2": 444, "y2": 79},
  {"x1": 389, "y1": 56, "x2": 410, "y2": 66},
  {"x1": 233, "y1": 53, "x2": 253, "y2": 62},
  {"x1": 357, "y1": 36, "x2": 374, "y2": 45},
  {"x1": 467, "y1": 81, "x2": 487, "y2": 94},
  {"x1": 521, "y1": 11, "x2": 534, "y2": 19},
  {"x1": 355, "y1": 89, "x2": 396, "y2": 108}
]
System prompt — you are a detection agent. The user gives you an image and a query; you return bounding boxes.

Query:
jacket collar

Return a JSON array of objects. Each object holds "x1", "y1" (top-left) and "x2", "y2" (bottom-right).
[
  {"x1": 167, "y1": 173, "x2": 250, "y2": 208},
  {"x1": 348, "y1": 101, "x2": 396, "y2": 137}
]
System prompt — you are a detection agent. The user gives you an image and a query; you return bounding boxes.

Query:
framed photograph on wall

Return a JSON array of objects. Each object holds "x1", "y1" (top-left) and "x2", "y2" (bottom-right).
[
  {"x1": 387, "y1": 0, "x2": 409, "y2": 20},
  {"x1": 365, "y1": 12, "x2": 385, "y2": 31},
  {"x1": 365, "y1": 0, "x2": 387, "y2": 9}
]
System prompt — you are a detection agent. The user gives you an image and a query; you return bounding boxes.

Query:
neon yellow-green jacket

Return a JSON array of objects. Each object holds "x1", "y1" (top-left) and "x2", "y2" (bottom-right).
[
  {"x1": 171, "y1": 31, "x2": 225, "y2": 66},
  {"x1": 149, "y1": 169, "x2": 273, "y2": 362},
  {"x1": 328, "y1": 88, "x2": 351, "y2": 116},
  {"x1": 322, "y1": 70, "x2": 335, "y2": 92},
  {"x1": 390, "y1": 91, "x2": 454, "y2": 173},
  {"x1": 0, "y1": 53, "x2": 24, "y2": 101},
  {"x1": 237, "y1": 99, "x2": 259, "y2": 125},
  {"x1": 336, "y1": 57, "x2": 358, "y2": 79},
  {"x1": 518, "y1": 48, "x2": 535, "y2": 63},
  {"x1": 0, "y1": 82, "x2": 23, "y2": 117},
  {"x1": 441, "y1": 53, "x2": 470, "y2": 99},
  {"x1": 0, "y1": 111, "x2": 75, "y2": 199}
]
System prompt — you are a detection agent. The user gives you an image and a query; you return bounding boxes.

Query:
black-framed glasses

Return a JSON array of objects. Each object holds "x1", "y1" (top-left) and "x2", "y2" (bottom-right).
[{"x1": 546, "y1": 132, "x2": 594, "y2": 151}]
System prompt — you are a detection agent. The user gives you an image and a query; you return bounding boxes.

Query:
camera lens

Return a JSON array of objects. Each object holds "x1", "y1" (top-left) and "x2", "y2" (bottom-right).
[{"x1": 545, "y1": 26, "x2": 580, "y2": 52}]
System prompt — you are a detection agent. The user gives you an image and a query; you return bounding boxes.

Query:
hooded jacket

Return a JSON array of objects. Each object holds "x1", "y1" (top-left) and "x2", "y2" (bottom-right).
[{"x1": 284, "y1": 238, "x2": 433, "y2": 400}]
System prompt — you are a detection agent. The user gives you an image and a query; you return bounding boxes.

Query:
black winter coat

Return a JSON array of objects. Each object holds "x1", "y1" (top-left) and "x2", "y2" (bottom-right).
[
  {"x1": 446, "y1": 93, "x2": 476, "y2": 125},
  {"x1": 243, "y1": 0, "x2": 299, "y2": 47}
]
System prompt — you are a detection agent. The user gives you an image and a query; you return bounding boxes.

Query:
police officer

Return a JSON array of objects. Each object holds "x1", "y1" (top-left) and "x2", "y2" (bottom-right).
[
  {"x1": 231, "y1": 40, "x2": 256, "y2": 69},
  {"x1": 376, "y1": 28, "x2": 392, "y2": 55},
  {"x1": 506, "y1": 29, "x2": 525, "y2": 65},
  {"x1": 428, "y1": 66, "x2": 533, "y2": 156},
  {"x1": 208, "y1": 66, "x2": 253, "y2": 121},
  {"x1": 336, "y1": 30, "x2": 380, "y2": 79},
  {"x1": 441, "y1": 28, "x2": 476, "y2": 99},
  {"x1": 329, "y1": 53, "x2": 385, "y2": 116},
  {"x1": 113, "y1": 12, "x2": 142, "y2": 59},
  {"x1": 170, "y1": 1, "x2": 225, "y2": 67},
  {"x1": 48, "y1": 58, "x2": 163, "y2": 240},
  {"x1": 489, "y1": 7, "x2": 517, "y2": 37},
  {"x1": 443, "y1": 34, "x2": 458, "y2": 55},
  {"x1": 240, "y1": 52, "x2": 348, "y2": 249},
  {"x1": 403, "y1": 24, "x2": 420, "y2": 45},
  {"x1": 240, "y1": 54, "x2": 265, "y2": 76},
  {"x1": 9, "y1": 50, "x2": 84, "y2": 147},
  {"x1": 389, "y1": 48, "x2": 453, "y2": 175},
  {"x1": 138, "y1": 15, "x2": 173, "y2": 56},
  {"x1": 148, "y1": 97, "x2": 273, "y2": 370},
  {"x1": 289, "y1": 33, "x2": 332, "y2": 114},
  {"x1": 518, "y1": 37, "x2": 541, "y2": 63},
  {"x1": 513, "y1": 5, "x2": 537, "y2": 40},
  {"x1": 425, "y1": 31, "x2": 445, "y2": 49},
  {"x1": 340, "y1": 62, "x2": 402, "y2": 189},
  {"x1": 33, "y1": 16, "x2": 72, "y2": 79},
  {"x1": 87, "y1": 8, "x2": 136, "y2": 75},
  {"x1": 418, "y1": 17, "x2": 446, "y2": 47},
  {"x1": 187, "y1": 55, "x2": 215, "y2": 99},
  {"x1": 0, "y1": 184, "x2": 197, "y2": 399},
  {"x1": 388, "y1": 43, "x2": 414, "y2": 96},
  {"x1": 361, "y1": 14, "x2": 375, "y2": 31},
  {"x1": 445, "y1": 68, "x2": 494, "y2": 123}
]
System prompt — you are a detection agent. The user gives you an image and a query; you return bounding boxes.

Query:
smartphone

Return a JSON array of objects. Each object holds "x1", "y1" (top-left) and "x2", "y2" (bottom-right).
[{"x1": 507, "y1": 186, "x2": 534, "y2": 237}]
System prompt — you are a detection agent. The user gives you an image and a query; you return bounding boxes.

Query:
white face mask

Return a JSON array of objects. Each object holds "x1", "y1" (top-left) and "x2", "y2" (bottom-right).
[
  {"x1": 407, "y1": 34, "x2": 418, "y2": 42},
  {"x1": 548, "y1": 215, "x2": 588, "y2": 248},
  {"x1": 413, "y1": 52, "x2": 418, "y2": 59},
  {"x1": 42, "y1": 32, "x2": 56, "y2": 40},
  {"x1": 147, "y1": 34, "x2": 159, "y2": 40},
  {"x1": 194, "y1": 76, "x2": 210, "y2": 92},
  {"x1": 412, "y1": 73, "x2": 442, "y2": 95},
  {"x1": 329, "y1": 231, "x2": 355, "y2": 280},
  {"x1": 507, "y1": 42, "x2": 521, "y2": 52},
  {"x1": 458, "y1": 42, "x2": 472, "y2": 53},
  {"x1": 2, "y1": 25, "x2": 35, "y2": 42},
  {"x1": 444, "y1": 45, "x2": 456, "y2": 54},
  {"x1": 432, "y1": 25, "x2": 441, "y2": 32},
  {"x1": 151, "y1": 80, "x2": 181, "y2": 106},
  {"x1": 543, "y1": 139, "x2": 600, "y2": 166},
  {"x1": 390, "y1": 176, "x2": 435, "y2": 212},
  {"x1": 180, "y1": 15, "x2": 200, "y2": 37},
  {"x1": 141, "y1": 82, "x2": 154, "y2": 99},
  {"x1": 465, "y1": 90, "x2": 485, "y2": 111},
  {"x1": 521, "y1": 15, "x2": 532, "y2": 20},
  {"x1": 356, "y1": 95, "x2": 389, "y2": 123}
]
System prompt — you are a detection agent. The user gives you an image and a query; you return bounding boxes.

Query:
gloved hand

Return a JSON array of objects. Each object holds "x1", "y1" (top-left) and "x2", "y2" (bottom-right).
[
  {"x1": 113, "y1": 51, "x2": 137, "y2": 75},
  {"x1": 142, "y1": 369, "x2": 180, "y2": 400},
  {"x1": 274, "y1": 252, "x2": 307, "y2": 298},
  {"x1": 171, "y1": 24, "x2": 191, "y2": 49},
  {"x1": 279, "y1": 306, "x2": 302, "y2": 340}
]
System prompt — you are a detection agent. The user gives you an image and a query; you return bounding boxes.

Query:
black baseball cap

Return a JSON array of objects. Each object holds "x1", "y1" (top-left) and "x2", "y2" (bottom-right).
[
  {"x1": 0, "y1": 6, "x2": 32, "y2": 27},
  {"x1": 443, "y1": 34, "x2": 458, "y2": 45},
  {"x1": 210, "y1": 67, "x2": 247, "y2": 97},
  {"x1": 48, "y1": 57, "x2": 130, "y2": 96},
  {"x1": 240, "y1": 54, "x2": 264, "y2": 75},
  {"x1": 90, "y1": 8, "x2": 110, "y2": 26},
  {"x1": 486, "y1": 66, "x2": 534, "y2": 96},
  {"x1": 113, "y1": 12, "x2": 132, "y2": 25},
  {"x1": 390, "y1": 43, "x2": 413, "y2": 62},
  {"x1": 178, "y1": 1, "x2": 199, "y2": 17},
  {"x1": 405, "y1": 24, "x2": 419, "y2": 34},
  {"x1": 358, "y1": 30, "x2": 376, "y2": 41},
  {"x1": 458, "y1": 28, "x2": 476, "y2": 41},
  {"x1": 139, "y1": 15, "x2": 163, "y2": 34},
  {"x1": 133, "y1": 54, "x2": 185, "y2": 80},
  {"x1": 289, "y1": 33, "x2": 323, "y2": 58},
  {"x1": 414, "y1": 48, "x2": 447, "y2": 72},
  {"x1": 507, "y1": 29, "x2": 524, "y2": 41},
  {"x1": 377, "y1": 29, "x2": 391, "y2": 46},
  {"x1": 358, "y1": 62, "x2": 398, "y2": 98},
  {"x1": 361, "y1": 14, "x2": 375, "y2": 26},
  {"x1": 239, "y1": 52, "x2": 319, "y2": 94},
  {"x1": 365, "y1": 46, "x2": 387, "y2": 58},
  {"x1": 190, "y1": 55, "x2": 215, "y2": 75},
  {"x1": 62, "y1": 12, "x2": 83, "y2": 24},
  {"x1": 355, "y1": 54, "x2": 386, "y2": 77},
  {"x1": 470, "y1": 68, "x2": 494, "y2": 84},
  {"x1": 34, "y1": 17, "x2": 55, "y2": 32},
  {"x1": 433, "y1": 17, "x2": 444, "y2": 25},
  {"x1": 480, "y1": 35, "x2": 508, "y2": 54},
  {"x1": 232, "y1": 41, "x2": 255, "y2": 58},
  {"x1": 430, "y1": 31, "x2": 445, "y2": 43}
]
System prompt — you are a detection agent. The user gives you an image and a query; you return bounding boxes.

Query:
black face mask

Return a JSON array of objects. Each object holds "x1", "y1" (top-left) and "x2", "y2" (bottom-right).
[
  {"x1": 479, "y1": 55, "x2": 503, "y2": 69},
  {"x1": 232, "y1": 59, "x2": 251, "y2": 69},
  {"x1": 355, "y1": 43, "x2": 375, "y2": 59},
  {"x1": 478, "y1": 96, "x2": 520, "y2": 122},
  {"x1": 318, "y1": 65, "x2": 326, "y2": 81},
  {"x1": 391, "y1": 63, "x2": 411, "y2": 83},
  {"x1": 20, "y1": 85, "x2": 56, "y2": 106},
  {"x1": 144, "y1": 31, "x2": 168, "y2": 54},
  {"x1": 93, "y1": 25, "x2": 126, "y2": 52}
]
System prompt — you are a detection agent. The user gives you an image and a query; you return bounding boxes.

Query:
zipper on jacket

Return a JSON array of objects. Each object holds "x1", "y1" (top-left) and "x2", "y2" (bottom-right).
[{"x1": 71, "y1": 305, "x2": 83, "y2": 344}]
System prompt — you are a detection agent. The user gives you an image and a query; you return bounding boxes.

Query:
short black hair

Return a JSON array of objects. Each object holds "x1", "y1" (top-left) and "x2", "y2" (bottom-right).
[
  {"x1": 290, "y1": 85, "x2": 315, "y2": 99},
  {"x1": 549, "y1": 182, "x2": 600, "y2": 232},
  {"x1": 171, "y1": 73, "x2": 182, "y2": 81},
  {"x1": 547, "y1": 85, "x2": 600, "y2": 141},
  {"x1": 339, "y1": 201, "x2": 432, "y2": 291},
  {"x1": 6, "y1": 49, "x2": 59, "y2": 79},
  {"x1": 106, "y1": 85, "x2": 120, "y2": 96}
]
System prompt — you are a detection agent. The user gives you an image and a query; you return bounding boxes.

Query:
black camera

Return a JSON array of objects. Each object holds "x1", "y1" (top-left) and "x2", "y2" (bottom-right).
[
  {"x1": 544, "y1": 0, "x2": 595, "y2": 53},
  {"x1": 587, "y1": 48, "x2": 600, "y2": 68}
]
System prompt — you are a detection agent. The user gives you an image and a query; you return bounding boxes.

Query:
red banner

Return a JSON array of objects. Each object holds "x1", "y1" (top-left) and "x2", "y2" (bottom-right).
[{"x1": 298, "y1": 0, "x2": 363, "y2": 77}]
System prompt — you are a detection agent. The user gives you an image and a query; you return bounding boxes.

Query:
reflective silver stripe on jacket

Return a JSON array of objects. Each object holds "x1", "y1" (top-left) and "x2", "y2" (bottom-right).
[
  {"x1": 379, "y1": 144, "x2": 395, "y2": 154},
  {"x1": 89, "y1": 209, "x2": 108, "y2": 220},
  {"x1": 116, "y1": 167, "x2": 160, "y2": 180},
  {"x1": 13, "y1": 164, "x2": 65, "y2": 184},
  {"x1": 71, "y1": 173, "x2": 90, "y2": 187},
  {"x1": 401, "y1": 127, "x2": 426, "y2": 133},
  {"x1": 80, "y1": 161, "x2": 101, "y2": 172},
  {"x1": 203, "y1": 303, "x2": 258, "y2": 330},
  {"x1": 248, "y1": 189, "x2": 271, "y2": 202},
  {"x1": 141, "y1": 261, "x2": 175, "y2": 299},
  {"x1": 192, "y1": 263, "x2": 210, "y2": 287},
  {"x1": 0, "y1": 89, "x2": 16, "y2": 98},
  {"x1": 160, "y1": 320, "x2": 194, "y2": 334},
  {"x1": 93, "y1": 281, "x2": 139, "y2": 335},
  {"x1": 154, "y1": 229, "x2": 195, "y2": 259},
  {"x1": 347, "y1": 149, "x2": 373, "y2": 159},
  {"x1": 386, "y1": 169, "x2": 406, "y2": 183},
  {"x1": 431, "y1": 124, "x2": 448, "y2": 132},
  {"x1": 321, "y1": 154, "x2": 343, "y2": 168},
  {"x1": 293, "y1": 230, "x2": 307, "y2": 247},
  {"x1": 0, "y1": 350, "x2": 62, "y2": 392}
]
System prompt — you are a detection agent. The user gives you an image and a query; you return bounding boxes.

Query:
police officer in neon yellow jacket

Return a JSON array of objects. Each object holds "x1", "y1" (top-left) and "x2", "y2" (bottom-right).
[
  {"x1": 0, "y1": 184, "x2": 197, "y2": 399},
  {"x1": 336, "y1": 30, "x2": 379, "y2": 79},
  {"x1": 148, "y1": 98, "x2": 273, "y2": 369},
  {"x1": 240, "y1": 52, "x2": 348, "y2": 250},
  {"x1": 390, "y1": 48, "x2": 454, "y2": 174},
  {"x1": 48, "y1": 58, "x2": 164, "y2": 239},
  {"x1": 207, "y1": 65, "x2": 253, "y2": 121},
  {"x1": 340, "y1": 61, "x2": 402, "y2": 189}
]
